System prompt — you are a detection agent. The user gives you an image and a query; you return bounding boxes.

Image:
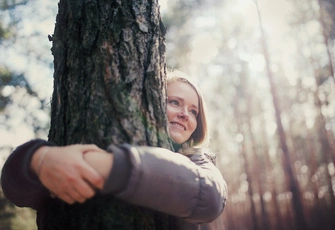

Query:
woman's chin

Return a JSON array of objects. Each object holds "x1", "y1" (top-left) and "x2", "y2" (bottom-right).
[{"x1": 169, "y1": 135, "x2": 185, "y2": 145}]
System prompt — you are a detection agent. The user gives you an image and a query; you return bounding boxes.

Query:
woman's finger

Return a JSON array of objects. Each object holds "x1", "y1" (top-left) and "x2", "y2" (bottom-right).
[
  {"x1": 73, "y1": 177, "x2": 96, "y2": 199},
  {"x1": 68, "y1": 187, "x2": 87, "y2": 203},
  {"x1": 58, "y1": 193, "x2": 75, "y2": 205}
]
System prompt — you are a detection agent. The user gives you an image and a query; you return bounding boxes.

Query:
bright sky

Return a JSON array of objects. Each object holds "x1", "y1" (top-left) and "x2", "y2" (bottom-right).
[{"x1": 187, "y1": 0, "x2": 294, "y2": 69}]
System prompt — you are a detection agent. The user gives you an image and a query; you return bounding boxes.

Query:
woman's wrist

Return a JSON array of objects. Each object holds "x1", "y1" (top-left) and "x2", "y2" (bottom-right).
[
  {"x1": 83, "y1": 151, "x2": 114, "y2": 180},
  {"x1": 30, "y1": 146, "x2": 50, "y2": 176}
]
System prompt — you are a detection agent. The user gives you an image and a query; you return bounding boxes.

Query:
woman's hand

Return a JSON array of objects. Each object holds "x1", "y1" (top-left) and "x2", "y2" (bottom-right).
[
  {"x1": 83, "y1": 150, "x2": 113, "y2": 181},
  {"x1": 31, "y1": 144, "x2": 106, "y2": 204}
]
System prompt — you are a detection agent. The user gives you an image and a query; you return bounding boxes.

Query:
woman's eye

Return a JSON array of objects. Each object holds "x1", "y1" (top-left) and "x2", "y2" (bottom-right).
[
  {"x1": 190, "y1": 110, "x2": 198, "y2": 116},
  {"x1": 169, "y1": 100, "x2": 180, "y2": 106}
]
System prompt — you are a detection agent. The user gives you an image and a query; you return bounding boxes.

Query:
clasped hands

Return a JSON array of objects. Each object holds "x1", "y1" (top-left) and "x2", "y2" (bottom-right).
[{"x1": 31, "y1": 144, "x2": 113, "y2": 204}]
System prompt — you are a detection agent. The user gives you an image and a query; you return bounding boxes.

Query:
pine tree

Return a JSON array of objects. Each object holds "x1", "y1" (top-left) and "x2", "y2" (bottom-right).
[{"x1": 46, "y1": 0, "x2": 170, "y2": 229}]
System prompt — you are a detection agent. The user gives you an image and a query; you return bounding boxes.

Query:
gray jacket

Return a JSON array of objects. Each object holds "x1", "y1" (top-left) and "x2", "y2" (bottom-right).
[{"x1": 1, "y1": 140, "x2": 227, "y2": 229}]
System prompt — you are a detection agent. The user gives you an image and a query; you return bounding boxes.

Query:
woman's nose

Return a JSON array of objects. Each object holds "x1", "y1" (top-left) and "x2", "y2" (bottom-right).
[{"x1": 177, "y1": 109, "x2": 189, "y2": 120}]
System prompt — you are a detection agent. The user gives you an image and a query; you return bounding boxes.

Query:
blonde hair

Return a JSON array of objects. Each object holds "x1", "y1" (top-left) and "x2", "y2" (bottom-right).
[{"x1": 167, "y1": 71, "x2": 209, "y2": 148}]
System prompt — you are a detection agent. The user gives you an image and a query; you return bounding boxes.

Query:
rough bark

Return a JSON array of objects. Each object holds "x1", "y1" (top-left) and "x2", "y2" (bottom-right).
[{"x1": 46, "y1": 0, "x2": 170, "y2": 229}]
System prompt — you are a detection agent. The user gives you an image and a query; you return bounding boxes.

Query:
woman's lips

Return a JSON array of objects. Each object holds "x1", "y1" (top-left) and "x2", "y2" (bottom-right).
[{"x1": 170, "y1": 122, "x2": 186, "y2": 131}]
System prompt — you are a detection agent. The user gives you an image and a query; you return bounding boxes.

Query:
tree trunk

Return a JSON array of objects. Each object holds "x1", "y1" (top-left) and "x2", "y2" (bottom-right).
[
  {"x1": 316, "y1": 0, "x2": 335, "y2": 83},
  {"x1": 254, "y1": 1, "x2": 308, "y2": 229},
  {"x1": 259, "y1": 107, "x2": 283, "y2": 230},
  {"x1": 46, "y1": 0, "x2": 170, "y2": 229},
  {"x1": 312, "y1": 78, "x2": 335, "y2": 229},
  {"x1": 233, "y1": 90, "x2": 259, "y2": 230},
  {"x1": 245, "y1": 89, "x2": 270, "y2": 230}
]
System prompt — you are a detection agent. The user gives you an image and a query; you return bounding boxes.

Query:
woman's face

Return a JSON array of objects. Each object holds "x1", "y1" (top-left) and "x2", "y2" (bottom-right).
[{"x1": 167, "y1": 81, "x2": 199, "y2": 144}]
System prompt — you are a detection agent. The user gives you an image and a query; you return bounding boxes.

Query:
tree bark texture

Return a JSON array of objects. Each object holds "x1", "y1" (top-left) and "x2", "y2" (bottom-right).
[{"x1": 47, "y1": 0, "x2": 170, "y2": 229}]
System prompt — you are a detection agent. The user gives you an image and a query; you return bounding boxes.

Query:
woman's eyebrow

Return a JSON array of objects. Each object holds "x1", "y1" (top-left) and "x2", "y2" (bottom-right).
[
  {"x1": 168, "y1": 96, "x2": 184, "y2": 101},
  {"x1": 190, "y1": 104, "x2": 199, "y2": 110}
]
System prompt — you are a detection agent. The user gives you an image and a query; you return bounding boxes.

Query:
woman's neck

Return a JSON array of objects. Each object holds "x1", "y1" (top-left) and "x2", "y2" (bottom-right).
[{"x1": 171, "y1": 142, "x2": 182, "y2": 152}]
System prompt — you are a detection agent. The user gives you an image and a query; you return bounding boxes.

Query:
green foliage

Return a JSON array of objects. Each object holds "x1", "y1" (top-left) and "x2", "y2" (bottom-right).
[
  {"x1": 0, "y1": 0, "x2": 28, "y2": 10},
  {"x1": 0, "y1": 189, "x2": 15, "y2": 230},
  {"x1": 0, "y1": 0, "x2": 52, "y2": 134},
  {"x1": 0, "y1": 67, "x2": 36, "y2": 94},
  {"x1": 0, "y1": 21, "x2": 12, "y2": 41},
  {"x1": 0, "y1": 66, "x2": 38, "y2": 113},
  {"x1": 0, "y1": 188, "x2": 36, "y2": 230},
  {"x1": 0, "y1": 0, "x2": 28, "y2": 43},
  {"x1": 0, "y1": 67, "x2": 11, "y2": 84}
]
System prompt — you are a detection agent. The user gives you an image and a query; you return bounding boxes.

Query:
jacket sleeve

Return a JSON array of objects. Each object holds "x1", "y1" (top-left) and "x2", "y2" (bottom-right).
[
  {"x1": 103, "y1": 144, "x2": 228, "y2": 224},
  {"x1": 1, "y1": 139, "x2": 54, "y2": 209}
]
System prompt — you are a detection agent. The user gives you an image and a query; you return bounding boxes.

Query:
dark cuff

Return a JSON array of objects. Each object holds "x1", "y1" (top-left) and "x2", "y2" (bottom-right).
[
  {"x1": 1, "y1": 139, "x2": 55, "y2": 208},
  {"x1": 2, "y1": 139, "x2": 55, "y2": 188},
  {"x1": 22, "y1": 140, "x2": 56, "y2": 185},
  {"x1": 101, "y1": 145, "x2": 132, "y2": 194}
]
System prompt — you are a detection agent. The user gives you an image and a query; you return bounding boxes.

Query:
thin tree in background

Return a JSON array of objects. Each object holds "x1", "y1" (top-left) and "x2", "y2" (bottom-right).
[
  {"x1": 253, "y1": 0, "x2": 308, "y2": 229},
  {"x1": 259, "y1": 103, "x2": 284, "y2": 230},
  {"x1": 310, "y1": 58, "x2": 335, "y2": 229},
  {"x1": 316, "y1": 0, "x2": 335, "y2": 83},
  {"x1": 233, "y1": 80, "x2": 259, "y2": 230},
  {"x1": 46, "y1": 0, "x2": 170, "y2": 229},
  {"x1": 301, "y1": 87, "x2": 328, "y2": 228},
  {"x1": 241, "y1": 65, "x2": 271, "y2": 230}
]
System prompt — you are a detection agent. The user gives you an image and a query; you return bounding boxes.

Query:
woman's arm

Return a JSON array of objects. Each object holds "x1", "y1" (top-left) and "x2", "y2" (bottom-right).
[
  {"x1": 84, "y1": 145, "x2": 228, "y2": 224},
  {"x1": 1, "y1": 140, "x2": 105, "y2": 209},
  {"x1": 2, "y1": 139, "x2": 227, "y2": 223}
]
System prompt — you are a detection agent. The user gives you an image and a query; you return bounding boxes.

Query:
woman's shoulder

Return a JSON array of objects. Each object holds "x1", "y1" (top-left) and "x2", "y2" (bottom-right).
[
  {"x1": 203, "y1": 149, "x2": 217, "y2": 165},
  {"x1": 179, "y1": 146, "x2": 217, "y2": 165}
]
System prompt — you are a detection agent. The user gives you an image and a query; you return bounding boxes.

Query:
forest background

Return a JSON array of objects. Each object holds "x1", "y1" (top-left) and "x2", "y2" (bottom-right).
[{"x1": 0, "y1": 0, "x2": 335, "y2": 230}]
